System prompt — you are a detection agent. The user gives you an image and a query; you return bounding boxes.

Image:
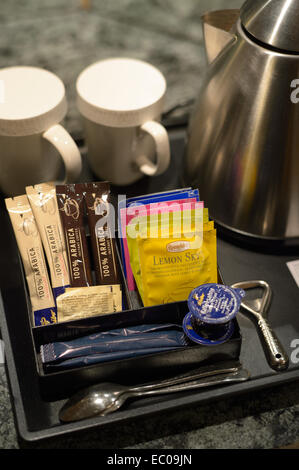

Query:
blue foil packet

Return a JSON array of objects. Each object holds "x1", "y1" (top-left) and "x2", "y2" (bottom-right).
[
  {"x1": 44, "y1": 347, "x2": 181, "y2": 370},
  {"x1": 41, "y1": 323, "x2": 188, "y2": 369}
]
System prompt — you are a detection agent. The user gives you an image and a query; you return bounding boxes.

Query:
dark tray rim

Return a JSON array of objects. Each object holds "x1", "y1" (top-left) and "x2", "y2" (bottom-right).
[{"x1": 1, "y1": 288, "x2": 299, "y2": 443}]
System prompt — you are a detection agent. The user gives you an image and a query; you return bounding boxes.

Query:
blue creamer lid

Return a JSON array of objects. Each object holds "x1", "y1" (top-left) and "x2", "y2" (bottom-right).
[{"x1": 187, "y1": 283, "x2": 245, "y2": 325}]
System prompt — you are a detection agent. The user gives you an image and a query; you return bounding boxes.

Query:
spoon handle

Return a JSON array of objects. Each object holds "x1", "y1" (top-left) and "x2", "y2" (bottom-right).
[
  {"x1": 129, "y1": 360, "x2": 242, "y2": 394},
  {"x1": 130, "y1": 369, "x2": 250, "y2": 398}
]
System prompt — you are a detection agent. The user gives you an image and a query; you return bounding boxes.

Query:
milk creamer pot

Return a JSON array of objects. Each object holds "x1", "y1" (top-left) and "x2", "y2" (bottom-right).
[{"x1": 184, "y1": 0, "x2": 299, "y2": 242}]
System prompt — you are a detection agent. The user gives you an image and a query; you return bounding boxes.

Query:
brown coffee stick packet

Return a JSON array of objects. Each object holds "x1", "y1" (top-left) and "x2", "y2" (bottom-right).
[
  {"x1": 56, "y1": 184, "x2": 93, "y2": 287},
  {"x1": 81, "y1": 182, "x2": 120, "y2": 286}
]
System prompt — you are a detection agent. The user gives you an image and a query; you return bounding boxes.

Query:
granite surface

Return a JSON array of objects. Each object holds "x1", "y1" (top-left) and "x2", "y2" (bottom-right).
[{"x1": 1, "y1": 0, "x2": 299, "y2": 450}]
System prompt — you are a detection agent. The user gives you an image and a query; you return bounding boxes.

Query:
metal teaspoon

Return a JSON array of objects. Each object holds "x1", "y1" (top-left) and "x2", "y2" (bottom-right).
[{"x1": 59, "y1": 367, "x2": 250, "y2": 422}]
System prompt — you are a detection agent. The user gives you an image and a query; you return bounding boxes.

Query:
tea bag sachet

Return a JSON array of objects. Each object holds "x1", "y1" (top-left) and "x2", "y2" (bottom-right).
[
  {"x1": 126, "y1": 206, "x2": 206, "y2": 301},
  {"x1": 119, "y1": 188, "x2": 200, "y2": 290},
  {"x1": 5, "y1": 195, "x2": 57, "y2": 326},
  {"x1": 26, "y1": 182, "x2": 70, "y2": 300},
  {"x1": 127, "y1": 205, "x2": 207, "y2": 240},
  {"x1": 126, "y1": 207, "x2": 211, "y2": 236},
  {"x1": 126, "y1": 206, "x2": 217, "y2": 306},
  {"x1": 138, "y1": 230, "x2": 216, "y2": 306}
]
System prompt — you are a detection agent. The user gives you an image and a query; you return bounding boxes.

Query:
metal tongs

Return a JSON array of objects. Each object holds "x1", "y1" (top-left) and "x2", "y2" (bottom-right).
[{"x1": 231, "y1": 280, "x2": 289, "y2": 371}]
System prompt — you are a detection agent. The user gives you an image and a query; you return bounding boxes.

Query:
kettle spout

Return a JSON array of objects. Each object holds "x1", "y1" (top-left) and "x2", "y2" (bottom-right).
[{"x1": 202, "y1": 9, "x2": 240, "y2": 64}]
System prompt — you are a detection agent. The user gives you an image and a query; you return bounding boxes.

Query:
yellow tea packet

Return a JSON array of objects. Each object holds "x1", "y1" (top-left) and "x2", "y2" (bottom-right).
[
  {"x1": 127, "y1": 213, "x2": 213, "y2": 270},
  {"x1": 137, "y1": 228, "x2": 217, "y2": 306},
  {"x1": 127, "y1": 208, "x2": 209, "y2": 240},
  {"x1": 126, "y1": 202, "x2": 218, "y2": 306},
  {"x1": 127, "y1": 229, "x2": 217, "y2": 306}
]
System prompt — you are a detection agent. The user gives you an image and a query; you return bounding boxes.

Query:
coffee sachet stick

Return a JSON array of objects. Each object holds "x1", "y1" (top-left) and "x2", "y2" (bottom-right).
[
  {"x1": 26, "y1": 182, "x2": 70, "y2": 299},
  {"x1": 56, "y1": 184, "x2": 93, "y2": 287},
  {"x1": 5, "y1": 195, "x2": 57, "y2": 326},
  {"x1": 82, "y1": 182, "x2": 120, "y2": 286}
]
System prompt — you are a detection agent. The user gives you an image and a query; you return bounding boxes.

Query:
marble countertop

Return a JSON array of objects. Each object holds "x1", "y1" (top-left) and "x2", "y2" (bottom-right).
[{"x1": 1, "y1": 0, "x2": 299, "y2": 450}]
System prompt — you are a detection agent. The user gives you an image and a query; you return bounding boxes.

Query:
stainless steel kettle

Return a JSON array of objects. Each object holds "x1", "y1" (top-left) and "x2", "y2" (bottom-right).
[{"x1": 184, "y1": 0, "x2": 299, "y2": 242}]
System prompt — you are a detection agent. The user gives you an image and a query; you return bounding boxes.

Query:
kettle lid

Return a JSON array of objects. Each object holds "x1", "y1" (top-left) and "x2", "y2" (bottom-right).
[{"x1": 241, "y1": 0, "x2": 299, "y2": 53}]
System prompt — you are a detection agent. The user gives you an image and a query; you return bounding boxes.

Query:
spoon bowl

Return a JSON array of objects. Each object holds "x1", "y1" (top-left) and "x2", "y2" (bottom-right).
[{"x1": 59, "y1": 383, "x2": 128, "y2": 422}]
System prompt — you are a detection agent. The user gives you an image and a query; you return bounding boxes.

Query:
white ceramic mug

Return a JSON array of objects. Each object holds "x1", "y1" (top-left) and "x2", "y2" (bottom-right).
[
  {"x1": 76, "y1": 58, "x2": 170, "y2": 186},
  {"x1": 0, "y1": 66, "x2": 82, "y2": 196}
]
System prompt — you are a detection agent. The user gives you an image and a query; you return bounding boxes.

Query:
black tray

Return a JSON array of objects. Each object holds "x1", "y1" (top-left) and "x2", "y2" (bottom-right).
[{"x1": 1, "y1": 128, "x2": 299, "y2": 442}]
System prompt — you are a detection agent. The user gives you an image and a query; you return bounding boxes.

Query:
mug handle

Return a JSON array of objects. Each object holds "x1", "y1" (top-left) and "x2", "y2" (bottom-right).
[
  {"x1": 135, "y1": 121, "x2": 170, "y2": 176},
  {"x1": 42, "y1": 124, "x2": 82, "y2": 182}
]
